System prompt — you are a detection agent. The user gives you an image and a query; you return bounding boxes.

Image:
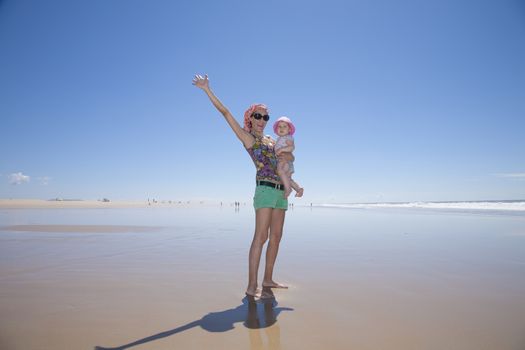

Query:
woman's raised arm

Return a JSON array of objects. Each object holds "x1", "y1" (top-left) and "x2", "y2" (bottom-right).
[{"x1": 193, "y1": 74, "x2": 253, "y2": 147}]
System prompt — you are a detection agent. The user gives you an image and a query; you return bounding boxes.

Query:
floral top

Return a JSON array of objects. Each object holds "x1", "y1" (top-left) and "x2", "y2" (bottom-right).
[{"x1": 246, "y1": 134, "x2": 281, "y2": 183}]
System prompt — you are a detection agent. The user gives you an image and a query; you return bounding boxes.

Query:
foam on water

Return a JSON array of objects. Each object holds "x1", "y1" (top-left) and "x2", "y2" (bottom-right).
[{"x1": 317, "y1": 200, "x2": 525, "y2": 212}]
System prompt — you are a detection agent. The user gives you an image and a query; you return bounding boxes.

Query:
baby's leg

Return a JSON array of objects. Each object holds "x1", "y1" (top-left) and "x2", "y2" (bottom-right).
[
  {"x1": 290, "y1": 178, "x2": 304, "y2": 197},
  {"x1": 276, "y1": 161, "x2": 293, "y2": 198}
]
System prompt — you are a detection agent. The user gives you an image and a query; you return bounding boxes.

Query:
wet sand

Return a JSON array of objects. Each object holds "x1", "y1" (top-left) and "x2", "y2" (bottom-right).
[
  {"x1": 1, "y1": 206, "x2": 524, "y2": 349},
  {"x1": 1, "y1": 225, "x2": 163, "y2": 233}
]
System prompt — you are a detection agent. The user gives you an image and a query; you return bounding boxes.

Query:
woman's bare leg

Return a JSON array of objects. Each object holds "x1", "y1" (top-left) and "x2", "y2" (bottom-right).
[
  {"x1": 262, "y1": 208, "x2": 288, "y2": 289},
  {"x1": 277, "y1": 162, "x2": 292, "y2": 198},
  {"x1": 246, "y1": 208, "x2": 272, "y2": 296}
]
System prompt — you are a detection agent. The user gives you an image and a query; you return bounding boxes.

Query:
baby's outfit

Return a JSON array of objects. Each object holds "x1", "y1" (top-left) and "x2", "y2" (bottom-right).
[{"x1": 274, "y1": 135, "x2": 295, "y2": 174}]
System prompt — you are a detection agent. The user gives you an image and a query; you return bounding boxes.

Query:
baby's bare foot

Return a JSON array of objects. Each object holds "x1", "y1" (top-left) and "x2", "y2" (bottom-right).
[{"x1": 295, "y1": 188, "x2": 304, "y2": 197}]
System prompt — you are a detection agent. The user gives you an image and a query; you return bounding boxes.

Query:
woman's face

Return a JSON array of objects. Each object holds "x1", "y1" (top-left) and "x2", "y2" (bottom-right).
[{"x1": 250, "y1": 107, "x2": 269, "y2": 134}]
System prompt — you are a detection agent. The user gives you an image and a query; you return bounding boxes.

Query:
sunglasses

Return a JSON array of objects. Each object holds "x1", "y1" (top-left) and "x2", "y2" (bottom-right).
[{"x1": 252, "y1": 113, "x2": 270, "y2": 121}]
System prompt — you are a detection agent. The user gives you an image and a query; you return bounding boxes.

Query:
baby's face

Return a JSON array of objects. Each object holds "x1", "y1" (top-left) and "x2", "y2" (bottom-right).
[{"x1": 277, "y1": 121, "x2": 290, "y2": 136}]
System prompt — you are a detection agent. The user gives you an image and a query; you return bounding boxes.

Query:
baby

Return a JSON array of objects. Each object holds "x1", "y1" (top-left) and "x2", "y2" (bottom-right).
[{"x1": 273, "y1": 116, "x2": 304, "y2": 198}]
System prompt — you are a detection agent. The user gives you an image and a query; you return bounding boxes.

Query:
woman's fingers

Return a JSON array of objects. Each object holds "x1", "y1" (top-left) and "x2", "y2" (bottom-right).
[{"x1": 192, "y1": 74, "x2": 208, "y2": 87}]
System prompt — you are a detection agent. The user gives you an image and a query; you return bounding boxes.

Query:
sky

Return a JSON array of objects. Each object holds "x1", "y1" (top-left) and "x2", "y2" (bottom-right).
[{"x1": 1, "y1": 0, "x2": 524, "y2": 203}]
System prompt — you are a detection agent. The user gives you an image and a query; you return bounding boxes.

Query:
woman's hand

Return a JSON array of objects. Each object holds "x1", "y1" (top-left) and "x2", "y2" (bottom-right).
[{"x1": 192, "y1": 74, "x2": 209, "y2": 90}]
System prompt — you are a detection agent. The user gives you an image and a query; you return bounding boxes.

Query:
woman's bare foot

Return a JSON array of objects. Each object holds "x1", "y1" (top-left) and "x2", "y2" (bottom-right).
[
  {"x1": 260, "y1": 287, "x2": 275, "y2": 299},
  {"x1": 295, "y1": 188, "x2": 304, "y2": 197},
  {"x1": 262, "y1": 280, "x2": 288, "y2": 289},
  {"x1": 245, "y1": 287, "x2": 260, "y2": 298}
]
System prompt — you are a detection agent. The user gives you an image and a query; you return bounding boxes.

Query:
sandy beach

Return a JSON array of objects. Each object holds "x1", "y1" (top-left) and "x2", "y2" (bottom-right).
[{"x1": 1, "y1": 204, "x2": 525, "y2": 350}]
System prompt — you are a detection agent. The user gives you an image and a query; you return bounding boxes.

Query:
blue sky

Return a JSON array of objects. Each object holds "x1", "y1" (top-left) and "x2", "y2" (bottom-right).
[{"x1": 1, "y1": 0, "x2": 524, "y2": 203}]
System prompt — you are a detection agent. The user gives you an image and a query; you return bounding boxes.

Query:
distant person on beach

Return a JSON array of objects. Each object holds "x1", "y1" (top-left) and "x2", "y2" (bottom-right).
[
  {"x1": 273, "y1": 116, "x2": 304, "y2": 198},
  {"x1": 193, "y1": 74, "x2": 290, "y2": 298}
]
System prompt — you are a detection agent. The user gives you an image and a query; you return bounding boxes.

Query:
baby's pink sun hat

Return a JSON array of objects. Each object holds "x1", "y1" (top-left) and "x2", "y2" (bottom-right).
[{"x1": 273, "y1": 116, "x2": 295, "y2": 136}]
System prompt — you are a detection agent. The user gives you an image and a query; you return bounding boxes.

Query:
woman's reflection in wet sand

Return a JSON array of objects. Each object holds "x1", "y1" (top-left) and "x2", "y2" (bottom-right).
[
  {"x1": 246, "y1": 287, "x2": 283, "y2": 350},
  {"x1": 94, "y1": 287, "x2": 292, "y2": 350}
]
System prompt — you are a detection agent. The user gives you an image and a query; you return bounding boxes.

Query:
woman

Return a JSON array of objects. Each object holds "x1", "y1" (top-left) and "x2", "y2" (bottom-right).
[{"x1": 193, "y1": 74, "x2": 290, "y2": 298}]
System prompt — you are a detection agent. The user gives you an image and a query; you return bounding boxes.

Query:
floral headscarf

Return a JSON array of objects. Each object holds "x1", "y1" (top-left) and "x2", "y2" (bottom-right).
[{"x1": 243, "y1": 103, "x2": 268, "y2": 133}]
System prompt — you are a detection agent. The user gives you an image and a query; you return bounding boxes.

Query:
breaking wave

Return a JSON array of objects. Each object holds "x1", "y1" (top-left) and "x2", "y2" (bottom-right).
[{"x1": 317, "y1": 200, "x2": 525, "y2": 212}]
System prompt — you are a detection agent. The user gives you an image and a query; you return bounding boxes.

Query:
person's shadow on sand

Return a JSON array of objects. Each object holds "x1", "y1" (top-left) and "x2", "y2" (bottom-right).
[{"x1": 94, "y1": 288, "x2": 293, "y2": 350}]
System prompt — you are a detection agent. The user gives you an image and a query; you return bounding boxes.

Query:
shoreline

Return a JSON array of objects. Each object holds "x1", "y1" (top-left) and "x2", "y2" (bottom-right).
[
  {"x1": 0, "y1": 199, "x2": 227, "y2": 209},
  {"x1": 2, "y1": 199, "x2": 524, "y2": 213}
]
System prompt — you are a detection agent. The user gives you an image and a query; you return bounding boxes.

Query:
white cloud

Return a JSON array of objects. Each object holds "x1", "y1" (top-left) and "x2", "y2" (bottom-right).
[
  {"x1": 494, "y1": 173, "x2": 525, "y2": 178},
  {"x1": 38, "y1": 176, "x2": 51, "y2": 185},
  {"x1": 9, "y1": 172, "x2": 30, "y2": 185}
]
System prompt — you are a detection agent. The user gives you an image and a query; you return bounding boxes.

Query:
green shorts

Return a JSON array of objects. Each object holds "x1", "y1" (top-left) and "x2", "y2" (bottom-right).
[{"x1": 253, "y1": 185, "x2": 288, "y2": 211}]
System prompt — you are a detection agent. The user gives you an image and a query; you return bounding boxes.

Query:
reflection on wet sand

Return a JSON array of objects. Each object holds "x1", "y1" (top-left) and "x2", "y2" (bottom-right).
[
  {"x1": 246, "y1": 288, "x2": 284, "y2": 350},
  {"x1": 94, "y1": 288, "x2": 293, "y2": 350}
]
